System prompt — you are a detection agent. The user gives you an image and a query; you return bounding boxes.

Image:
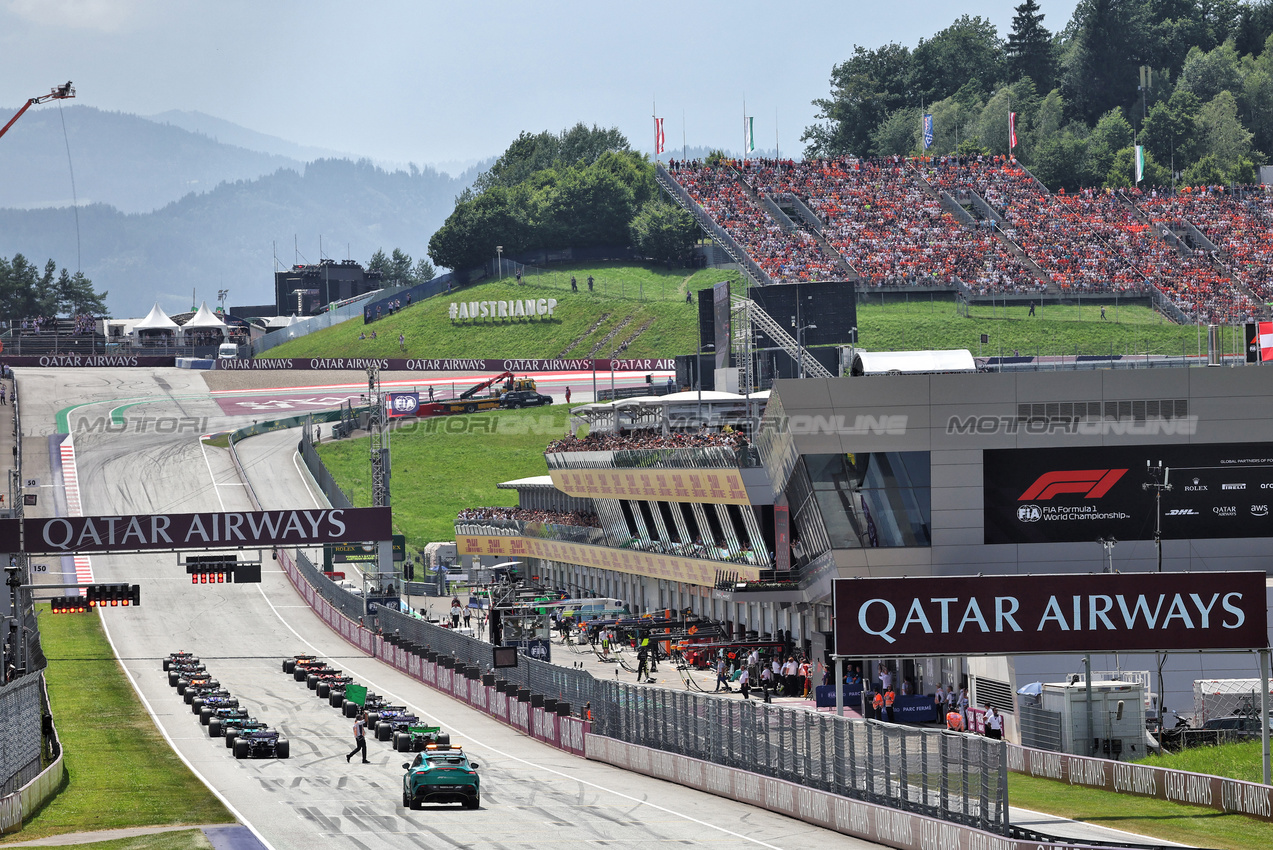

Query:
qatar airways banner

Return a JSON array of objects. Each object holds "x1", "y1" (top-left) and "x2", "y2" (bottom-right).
[
  {"x1": 214, "y1": 357, "x2": 675, "y2": 372},
  {"x1": 0, "y1": 507, "x2": 391, "y2": 554},
  {"x1": 4, "y1": 355, "x2": 178, "y2": 368},
  {"x1": 833, "y1": 572, "x2": 1268, "y2": 656}
]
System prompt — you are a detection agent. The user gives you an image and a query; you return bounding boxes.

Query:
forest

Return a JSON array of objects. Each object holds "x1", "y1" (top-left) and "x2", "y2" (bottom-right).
[{"x1": 802, "y1": 0, "x2": 1273, "y2": 188}]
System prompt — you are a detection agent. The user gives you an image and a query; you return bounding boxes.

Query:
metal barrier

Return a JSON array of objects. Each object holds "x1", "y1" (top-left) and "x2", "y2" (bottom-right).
[
  {"x1": 294, "y1": 551, "x2": 365, "y2": 623},
  {"x1": 0, "y1": 673, "x2": 44, "y2": 798},
  {"x1": 298, "y1": 435, "x2": 353, "y2": 509},
  {"x1": 252, "y1": 287, "x2": 407, "y2": 356}
]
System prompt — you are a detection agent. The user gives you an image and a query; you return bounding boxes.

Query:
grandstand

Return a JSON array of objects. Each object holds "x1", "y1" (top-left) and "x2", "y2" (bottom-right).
[{"x1": 661, "y1": 155, "x2": 1270, "y2": 325}]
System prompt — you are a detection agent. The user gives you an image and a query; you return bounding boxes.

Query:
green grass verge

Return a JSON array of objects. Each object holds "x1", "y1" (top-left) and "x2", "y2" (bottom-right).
[
  {"x1": 7, "y1": 830, "x2": 217, "y2": 850},
  {"x1": 315, "y1": 405, "x2": 576, "y2": 550},
  {"x1": 3, "y1": 606, "x2": 234, "y2": 843},
  {"x1": 1009, "y1": 773, "x2": 1273, "y2": 850},
  {"x1": 262, "y1": 264, "x2": 744, "y2": 361},
  {"x1": 1139, "y1": 739, "x2": 1268, "y2": 783},
  {"x1": 855, "y1": 300, "x2": 1245, "y2": 357}
]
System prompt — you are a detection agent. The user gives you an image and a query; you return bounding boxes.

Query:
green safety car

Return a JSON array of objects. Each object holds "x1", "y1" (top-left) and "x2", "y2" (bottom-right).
[{"x1": 401, "y1": 744, "x2": 481, "y2": 809}]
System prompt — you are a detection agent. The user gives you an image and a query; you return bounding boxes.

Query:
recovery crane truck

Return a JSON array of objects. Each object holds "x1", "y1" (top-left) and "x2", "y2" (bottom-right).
[{"x1": 431, "y1": 371, "x2": 536, "y2": 415}]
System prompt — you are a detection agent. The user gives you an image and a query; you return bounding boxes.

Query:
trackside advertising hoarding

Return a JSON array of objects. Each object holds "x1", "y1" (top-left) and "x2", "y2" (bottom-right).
[
  {"x1": 833, "y1": 572, "x2": 1267, "y2": 657},
  {"x1": 0, "y1": 507, "x2": 391, "y2": 554},
  {"x1": 984, "y1": 441, "x2": 1273, "y2": 544}
]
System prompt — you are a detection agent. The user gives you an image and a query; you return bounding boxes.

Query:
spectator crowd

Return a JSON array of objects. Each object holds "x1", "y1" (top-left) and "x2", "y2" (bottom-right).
[
  {"x1": 546, "y1": 428, "x2": 748, "y2": 454},
  {"x1": 456, "y1": 506, "x2": 600, "y2": 528}
]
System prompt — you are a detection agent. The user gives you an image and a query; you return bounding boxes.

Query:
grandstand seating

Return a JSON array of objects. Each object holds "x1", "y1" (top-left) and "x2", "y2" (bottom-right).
[{"x1": 664, "y1": 155, "x2": 1266, "y2": 324}]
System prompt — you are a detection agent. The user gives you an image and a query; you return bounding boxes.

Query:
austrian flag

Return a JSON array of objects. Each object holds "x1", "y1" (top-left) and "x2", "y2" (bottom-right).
[
  {"x1": 655, "y1": 118, "x2": 665, "y2": 155},
  {"x1": 1254, "y1": 321, "x2": 1273, "y2": 361}
]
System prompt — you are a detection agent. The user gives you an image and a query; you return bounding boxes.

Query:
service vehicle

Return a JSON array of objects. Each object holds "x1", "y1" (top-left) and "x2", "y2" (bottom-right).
[
  {"x1": 218, "y1": 342, "x2": 239, "y2": 359},
  {"x1": 393, "y1": 725, "x2": 451, "y2": 753},
  {"x1": 207, "y1": 708, "x2": 251, "y2": 736},
  {"x1": 498, "y1": 390, "x2": 553, "y2": 409},
  {"x1": 401, "y1": 744, "x2": 480, "y2": 809},
  {"x1": 432, "y1": 371, "x2": 536, "y2": 415},
  {"x1": 233, "y1": 729, "x2": 290, "y2": 759}
]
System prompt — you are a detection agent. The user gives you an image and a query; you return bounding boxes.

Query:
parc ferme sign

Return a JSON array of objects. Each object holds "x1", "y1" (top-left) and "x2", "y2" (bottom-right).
[
  {"x1": 449, "y1": 298, "x2": 558, "y2": 323},
  {"x1": 833, "y1": 572, "x2": 1268, "y2": 657}
]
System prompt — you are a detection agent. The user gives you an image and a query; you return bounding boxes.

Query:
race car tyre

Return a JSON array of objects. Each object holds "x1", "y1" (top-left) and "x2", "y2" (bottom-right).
[
  {"x1": 376, "y1": 722, "x2": 392, "y2": 741},
  {"x1": 184, "y1": 690, "x2": 198, "y2": 704},
  {"x1": 283, "y1": 659, "x2": 296, "y2": 674},
  {"x1": 169, "y1": 672, "x2": 180, "y2": 687},
  {"x1": 192, "y1": 697, "x2": 205, "y2": 713},
  {"x1": 392, "y1": 732, "x2": 405, "y2": 752},
  {"x1": 234, "y1": 739, "x2": 250, "y2": 759},
  {"x1": 163, "y1": 658, "x2": 170, "y2": 671},
  {"x1": 225, "y1": 733, "x2": 238, "y2": 749},
  {"x1": 343, "y1": 701, "x2": 358, "y2": 718},
  {"x1": 316, "y1": 682, "x2": 330, "y2": 699},
  {"x1": 209, "y1": 718, "x2": 222, "y2": 737},
  {"x1": 329, "y1": 692, "x2": 344, "y2": 708},
  {"x1": 294, "y1": 668, "x2": 308, "y2": 682},
  {"x1": 306, "y1": 673, "x2": 318, "y2": 689},
  {"x1": 200, "y1": 708, "x2": 215, "y2": 725},
  {"x1": 176, "y1": 680, "x2": 189, "y2": 695},
  {"x1": 276, "y1": 738, "x2": 290, "y2": 759}
]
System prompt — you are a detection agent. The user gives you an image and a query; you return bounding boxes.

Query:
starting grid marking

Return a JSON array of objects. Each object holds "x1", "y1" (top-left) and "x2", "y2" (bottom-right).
[{"x1": 59, "y1": 436, "x2": 93, "y2": 590}]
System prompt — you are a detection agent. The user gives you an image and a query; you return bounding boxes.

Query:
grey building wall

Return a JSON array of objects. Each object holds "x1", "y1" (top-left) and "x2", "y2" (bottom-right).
[{"x1": 766, "y1": 367, "x2": 1273, "y2": 578}]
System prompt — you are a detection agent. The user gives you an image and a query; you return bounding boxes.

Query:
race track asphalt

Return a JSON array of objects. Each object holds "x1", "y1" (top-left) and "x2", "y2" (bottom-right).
[{"x1": 21, "y1": 366, "x2": 879, "y2": 850}]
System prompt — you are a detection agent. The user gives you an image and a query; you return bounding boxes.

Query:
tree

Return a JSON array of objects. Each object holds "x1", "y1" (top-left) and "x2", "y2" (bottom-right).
[
  {"x1": 1181, "y1": 152, "x2": 1229, "y2": 184},
  {"x1": 1006, "y1": 0, "x2": 1057, "y2": 92},
  {"x1": 1105, "y1": 145, "x2": 1169, "y2": 187},
  {"x1": 909, "y1": 16, "x2": 1003, "y2": 105},
  {"x1": 1141, "y1": 88, "x2": 1202, "y2": 167},
  {"x1": 367, "y1": 248, "x2": 390, "y2": 277},
  {"x1": 630, "y1": 200, "x2": 697, "y2": 265},
  {"x1": 803, "y1": 43, "x2": 912, "y2": 156},
  {"x1": 871, "y1": 107, "x2": 921, "y2": 156},
  {"x1": 1177, "y1": 40, "x2": 1242, "y2": 102},
  {"x1": 535, "y1": 165, "x2": 635, "y2": 249},
  {"x1": 1060, "y1": 0, "x2": 1150, "y2": 124},
  {"x1": 389, "y1": 248, "x2": 413, "y2": 284},
  {"x1": 59, "y1": 269, "x2": 108, "y2": 315},
  {"x1": 1084, "y1": 109, "x2": 1135, "y2": 185},
  {"x1": 410, "y1": 258, "x2": 436, "y2": 284},
  {"x1": 427, "y1": 184, "x2": 528, "y2": 274},
  {"x1": 1029, "y1": 129, "x2": 1091, "y2": 190},
  {"x1": 1197, "y1": 89, "x2": 1254, "y2": 169}
]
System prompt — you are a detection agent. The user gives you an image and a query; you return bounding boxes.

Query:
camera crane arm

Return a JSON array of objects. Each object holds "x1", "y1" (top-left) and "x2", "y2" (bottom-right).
[{"x1": 0, "y1": 82, "x2": 75, "y2": 142}]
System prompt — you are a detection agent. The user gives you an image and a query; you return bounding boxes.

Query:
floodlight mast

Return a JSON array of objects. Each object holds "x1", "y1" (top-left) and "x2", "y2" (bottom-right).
[{"x1": 0, "y1": 82, "x2": 75, "y2": 142}]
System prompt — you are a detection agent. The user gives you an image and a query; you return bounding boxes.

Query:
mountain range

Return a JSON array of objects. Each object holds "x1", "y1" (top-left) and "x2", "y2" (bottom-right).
[{"x1": 0, "y1": 105, "x2": 484, "y2": 318}]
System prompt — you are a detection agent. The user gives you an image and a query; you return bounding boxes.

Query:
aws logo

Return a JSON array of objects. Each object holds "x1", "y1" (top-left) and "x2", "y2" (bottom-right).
[{"x1": 1019, "y1": 469, "x2": 1128, "y2": 501}]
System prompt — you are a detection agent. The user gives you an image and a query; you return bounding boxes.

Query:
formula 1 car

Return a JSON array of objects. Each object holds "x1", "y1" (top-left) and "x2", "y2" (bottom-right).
[
  {"x1": 401, "y1": 744, "x2": 480, "y2": 809},
  {"x1": 163, "y1": 651, "x2": 198, "y2": 672},
  {"x1": 392, "y1": 725, "x2": 450, "y2": 753},
  {"x1": 178, "y1": 676, "x2": 220, "y2": 699},
  {"x1": 233, "y1": 729, "x2": 290, "y2": 760},
  {"x1": 223, "y1": 718, "x2": 269, "y2": 748},
  {"x1": 316, "y1": 676, "x2": 354, "y2": 700},
  {"x1": 168, "y1": 663, "x2": 206, "y2": 687},
  {"x1": 282, "y1": 654, "x2": 316, "y2": 675},
  {"x1": 374, "y1": 709, "x2": 421, "y2": 741},
  {"x1": 193, "y1": 693, "x2": 239, "y2": 718},
  {"x1": 207, "y1": 708, "x2": 251, "y2": 737},
  {"x1": 305, "y1": 668, "x2": 343, "y2": 690},
  {"x1": 293, "y1": 659, "x2": 333, "y2": 682},
  {"x1": 342, "y1": 691, "x2": 391, "y2": 718}
]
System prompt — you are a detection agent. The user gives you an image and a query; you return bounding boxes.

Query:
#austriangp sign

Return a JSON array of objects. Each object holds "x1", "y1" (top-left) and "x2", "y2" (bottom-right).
[
  {"x1": 833, "y1": 572, "x2": 1267, "y2": 656},
  {"x1": 0, "y1": 507, "x2": 391, "y2": 554},
  {"x1": 984, "y1": 442, "x2": 1273, "y2": 544}
]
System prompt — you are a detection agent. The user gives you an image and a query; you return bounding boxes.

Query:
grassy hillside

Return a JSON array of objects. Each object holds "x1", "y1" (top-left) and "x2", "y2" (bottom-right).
[
  {"x1": 314, "y1": 405, "x2": 576, "y2": 548},
  {"x1": 263, "y1": 264, "x2": 1244, "y2": 361},
  {"x1": 263, "y1": 264, "x2": 744, "y2": 360}
]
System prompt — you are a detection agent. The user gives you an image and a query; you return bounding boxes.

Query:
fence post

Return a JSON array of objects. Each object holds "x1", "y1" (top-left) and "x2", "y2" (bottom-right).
[{"x1": 939, "y1": 732, "x2": 949, "y2": 823}]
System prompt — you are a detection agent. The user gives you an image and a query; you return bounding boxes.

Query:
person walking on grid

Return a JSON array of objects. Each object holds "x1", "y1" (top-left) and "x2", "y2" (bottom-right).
[{"x1": 346, "y1": 711, "x2": 369, "y2": 763}]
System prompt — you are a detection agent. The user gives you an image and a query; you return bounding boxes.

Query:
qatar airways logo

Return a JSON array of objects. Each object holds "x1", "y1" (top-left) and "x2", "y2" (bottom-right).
[{"x1": 1019, "y1": 469, "x2": 1128, "y2": 501}]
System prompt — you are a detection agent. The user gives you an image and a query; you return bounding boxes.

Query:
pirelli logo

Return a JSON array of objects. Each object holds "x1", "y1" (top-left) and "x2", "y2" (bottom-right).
[{"x1": 1019, "y1": 469, "x2": 1128, "y2": 500}]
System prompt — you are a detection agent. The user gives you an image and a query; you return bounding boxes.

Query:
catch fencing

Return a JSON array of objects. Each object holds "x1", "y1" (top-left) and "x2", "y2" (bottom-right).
[{"x1": 0, "y1": 674, "x2": 44, "y2": 797}]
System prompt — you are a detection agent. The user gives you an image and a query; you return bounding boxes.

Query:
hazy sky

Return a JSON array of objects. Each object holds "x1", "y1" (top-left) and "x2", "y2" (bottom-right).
[{"x1": 2, "y1": 0, "x2": 1080, "y2": 168}]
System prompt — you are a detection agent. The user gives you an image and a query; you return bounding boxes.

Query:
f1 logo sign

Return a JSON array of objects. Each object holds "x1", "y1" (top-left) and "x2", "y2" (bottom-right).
[{"x1": 1019, "y1": 469, "x2": 1127, "y2": 500}]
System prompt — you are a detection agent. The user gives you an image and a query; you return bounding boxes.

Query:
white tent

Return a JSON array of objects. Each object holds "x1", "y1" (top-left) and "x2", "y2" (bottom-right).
[
  {"x1": 183, "y1": 301, "x2": 229, "y2": 331},
  {"x1": 132, "y1": 303, "x2": 179, "y2": 331}
]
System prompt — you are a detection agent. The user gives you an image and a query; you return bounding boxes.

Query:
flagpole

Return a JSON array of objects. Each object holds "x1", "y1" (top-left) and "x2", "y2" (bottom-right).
[
  {"x1": 682, "y1": 109, "x2": 687, "y2": 161},
  {"x1": 742, "y1": 96, "x2": 746, "y2": 165}
]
